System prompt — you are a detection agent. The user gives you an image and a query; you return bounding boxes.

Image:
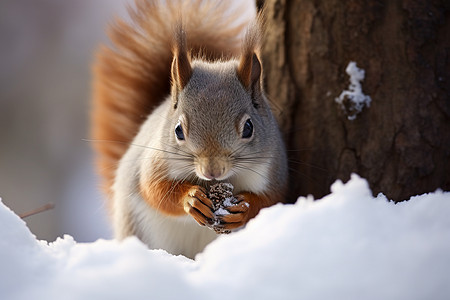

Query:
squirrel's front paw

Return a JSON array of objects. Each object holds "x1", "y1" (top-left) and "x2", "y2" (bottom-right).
[
  {"x1": 183, "y1": 186, "x2": 215, "y2": 226},
  {"x1": 214, "y1": 194, "x2": 250, "y2": 232}
]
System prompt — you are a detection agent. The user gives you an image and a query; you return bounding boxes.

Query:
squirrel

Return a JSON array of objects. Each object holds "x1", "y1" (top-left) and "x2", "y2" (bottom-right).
[{"x1": 92, "y1": 0, "x2": 288, "y2": 259}]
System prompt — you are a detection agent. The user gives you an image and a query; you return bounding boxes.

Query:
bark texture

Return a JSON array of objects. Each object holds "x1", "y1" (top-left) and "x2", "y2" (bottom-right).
[{"x1": 261, "y1": 0, "x2": 450, "y2": 202}]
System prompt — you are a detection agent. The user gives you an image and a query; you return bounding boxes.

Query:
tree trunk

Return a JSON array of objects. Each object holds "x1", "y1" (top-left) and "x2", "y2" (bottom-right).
[{"x1": 261, "y1": 0, "x2": 450, "y2": 202}]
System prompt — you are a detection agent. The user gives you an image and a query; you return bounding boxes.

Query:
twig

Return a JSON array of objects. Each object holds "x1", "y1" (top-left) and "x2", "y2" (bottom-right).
[{"x1": 19, "y1": 203, "x2": 55, "y2": 219}]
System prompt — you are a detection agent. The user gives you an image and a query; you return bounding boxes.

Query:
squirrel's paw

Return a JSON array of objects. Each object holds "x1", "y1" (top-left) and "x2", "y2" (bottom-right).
[
  {"x1": 214, "y1": 194, "x2": 250, "y2": 231},
  {"x1": 183, "y1": 186, "x2": 215, "y2": 227}
]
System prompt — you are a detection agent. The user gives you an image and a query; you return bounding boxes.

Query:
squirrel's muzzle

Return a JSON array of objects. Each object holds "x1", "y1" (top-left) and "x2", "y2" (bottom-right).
[{"x1": 195, "y1": 156, "x2": 231, "y2": 181}]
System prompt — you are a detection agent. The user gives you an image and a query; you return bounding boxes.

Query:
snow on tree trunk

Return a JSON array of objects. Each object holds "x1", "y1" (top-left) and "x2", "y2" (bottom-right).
[{"x1": 260, "y1": 0, "x2": 450, "y2": 202}]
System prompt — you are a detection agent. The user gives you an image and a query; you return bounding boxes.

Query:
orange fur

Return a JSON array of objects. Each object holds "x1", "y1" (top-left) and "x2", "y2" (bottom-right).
[
  {"x1": 218, "y1": 191, "x2": 282, "y2": 231},
  {"x1": 240, "y1": 191, "x2": 282, "y2": 221},
  {"x1": 237, "y1": 17, "x2": 262, "y2": 88},
  {"x1": 91, "y1": 0, "x2": 250, "y2": 206},
  {"x1": 140, "y1": 176, "x2": 191, "y2": 216}
]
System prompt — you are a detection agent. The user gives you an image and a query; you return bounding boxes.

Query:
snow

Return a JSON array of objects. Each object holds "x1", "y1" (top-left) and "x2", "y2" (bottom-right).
[
  {"x1": 1, "y1": 174, "x2": 450, "y2": 300},
  {"x1": 214, "y1": 207, "x2": 230, "y2": 216},
  {"x1": 335, "y1": 61, "x2": 372, "y2": 120},
  {"x1": 222, "y1": 197, "x2": 236, "y2": 207}
]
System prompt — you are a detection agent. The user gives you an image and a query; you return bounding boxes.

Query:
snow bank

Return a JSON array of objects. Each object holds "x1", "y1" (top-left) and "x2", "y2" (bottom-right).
[{"x1": 1, "y1": 174, "x2": 449, "y2": 300}]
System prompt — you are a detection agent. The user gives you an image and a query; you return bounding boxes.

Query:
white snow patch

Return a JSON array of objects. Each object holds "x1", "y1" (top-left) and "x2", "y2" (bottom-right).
[
  {"x1": 335, "y1": 61, "x2": 372, "y2": 120},
  {"x1": 223, "y1": 197, "x2": 237, "y2": 208},
  {"x1": 1, "y1": 174, "x2": 450, "y2": 299},
  {"x1": 214, "y1": 207, "x2": 230, "y2": 216}
]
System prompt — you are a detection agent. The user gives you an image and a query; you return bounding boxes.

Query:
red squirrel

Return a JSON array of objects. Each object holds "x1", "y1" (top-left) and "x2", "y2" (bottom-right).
[{"x1": 92, "y1": 0, "x2": 288, "y2": 259}]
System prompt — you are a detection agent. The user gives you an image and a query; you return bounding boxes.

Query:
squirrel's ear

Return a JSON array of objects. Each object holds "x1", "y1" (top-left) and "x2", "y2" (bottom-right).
[
  {"x1": 237, "y1": 16, "x2": 264, "y2": 104},
  {"x1": 237, "y1": 52, "x2": 262, "y2": 91},
  {"x1": 171, "y1": 47, "x2": 192, "y2": 91},
  {"x1": 171, "y1": 27, "x2": 192, "y2": 107}
]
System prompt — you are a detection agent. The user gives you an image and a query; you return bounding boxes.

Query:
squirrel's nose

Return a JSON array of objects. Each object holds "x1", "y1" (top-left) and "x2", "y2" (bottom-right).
[
  {"x1": 202, "y1": 168, "x2": 224, "y2": 181},
  {"x1": 196, "y1": 156, "x2": 230, "y2": 181}
]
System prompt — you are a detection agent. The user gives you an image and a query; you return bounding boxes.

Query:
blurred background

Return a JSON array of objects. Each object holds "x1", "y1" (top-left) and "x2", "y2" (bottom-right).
[{"x1": 0, "y1": 0, "x2": 131, "y2": 242}]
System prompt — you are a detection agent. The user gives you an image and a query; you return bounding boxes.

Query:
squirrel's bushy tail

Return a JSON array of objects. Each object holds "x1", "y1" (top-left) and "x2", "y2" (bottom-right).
[{"x1": 92, "y1": 0, "x2": 252, "y2": 198}]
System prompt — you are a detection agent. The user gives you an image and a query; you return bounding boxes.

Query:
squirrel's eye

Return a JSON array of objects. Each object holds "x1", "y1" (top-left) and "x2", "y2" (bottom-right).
[
  {"x1": 175, "y1": 122, "x2": 185, "y2": 141},
  {"x1": 242, "y1": 118, "x2": 253, "y2": 139}
]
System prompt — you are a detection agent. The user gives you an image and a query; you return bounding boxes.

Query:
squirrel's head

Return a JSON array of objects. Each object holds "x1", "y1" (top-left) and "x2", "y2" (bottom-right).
[{"x1": 166, "y1": 27, "x2": 276, "y2": 189}]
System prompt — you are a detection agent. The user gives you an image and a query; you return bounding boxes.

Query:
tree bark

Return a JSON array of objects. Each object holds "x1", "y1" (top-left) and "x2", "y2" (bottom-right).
[{"x1": 261, "y1": 0, "x2": 450, "y2": 202}]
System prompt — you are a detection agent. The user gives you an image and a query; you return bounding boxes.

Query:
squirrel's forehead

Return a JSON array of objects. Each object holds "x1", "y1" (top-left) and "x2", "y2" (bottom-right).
[
  {"x1": 183, "y1": 96, "x2": 240, "y2": 121},
  {"x1": 180, "y1": 66, "x2": 251, "y2": 121},
  {"x1": 182, "y1": 81, "x2": 249, "y2": 112}
]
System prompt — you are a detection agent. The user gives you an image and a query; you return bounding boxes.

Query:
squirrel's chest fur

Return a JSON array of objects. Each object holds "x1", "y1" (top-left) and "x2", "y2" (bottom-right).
[{"x1": 117, "y1": 192, "x2": 217, "y2": 259}]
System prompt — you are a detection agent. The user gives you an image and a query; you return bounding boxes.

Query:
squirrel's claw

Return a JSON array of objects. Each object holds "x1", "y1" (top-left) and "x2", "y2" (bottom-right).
[
  {"x1": 187, "y1": 206, "x2": 212, "y2": 226},
  {"x1": 215, "y1": 196, "x2": 250, "y2": 231},
  {"x1": 224, "y1": 200, "x2": 249, "y2": 213},
  {"x1": 214, "y1": 217, "x2": 246, "y2": 231},
  {"x1": 183, "y1": 186, "x2": 215, "y2": 226}
]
